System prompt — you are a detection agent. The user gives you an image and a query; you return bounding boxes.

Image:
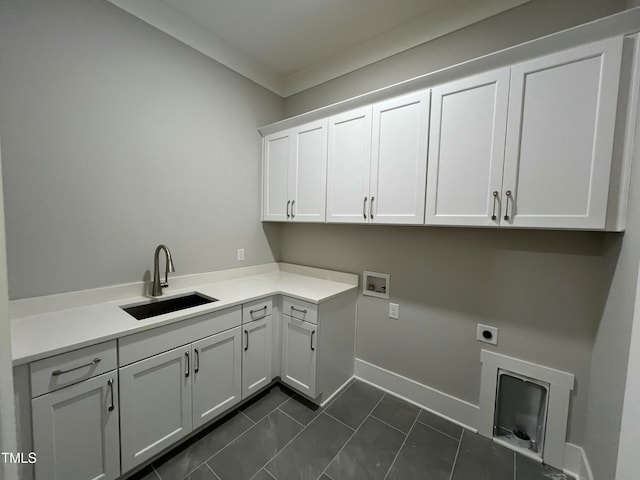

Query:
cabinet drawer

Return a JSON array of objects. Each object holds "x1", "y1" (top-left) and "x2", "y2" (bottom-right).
[
  {"x1": 283, "y1": 297, "x2": 318, "y2": 324},
  {"x1": 242, "y1": 297, "x2": 273, "y2": 323},
  {"x1": 119, "y1": 306, "x2": 241, "y2": 366},
  {"x1": 30, "y1": 340, "x2": 117, "y2": 398}
]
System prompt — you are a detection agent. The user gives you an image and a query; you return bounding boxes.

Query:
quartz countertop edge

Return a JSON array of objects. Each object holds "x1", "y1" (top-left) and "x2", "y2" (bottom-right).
[{"x1": 10, "y1": 265, "x2": 358, "y2": 366}]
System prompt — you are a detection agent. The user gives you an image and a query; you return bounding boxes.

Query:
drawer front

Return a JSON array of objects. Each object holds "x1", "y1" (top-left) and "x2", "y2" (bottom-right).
[
  {"x1": 30, "y1": 340, "x2": 117, "y2": 398},
  {"x1": 283, "y1": 297, "x2": 318, "y2": 324},
  {"x1": 118, "y1": 306, "x2": 242, "y2": 366},
  {"x1": 242, "y1": 297, "x2": 273, "y2": 323}
]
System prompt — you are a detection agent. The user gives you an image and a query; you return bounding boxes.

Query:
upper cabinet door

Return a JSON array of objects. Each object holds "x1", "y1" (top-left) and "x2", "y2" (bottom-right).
[
  {"x1": 370, "y1": 91, "x2": 430, "y2": 225},
  {"x1": 263, "y1": 131, "x2": 291, "y2": 221},
  {"x1": 426, "y1": 69, "x2": 510, "y2": 227},
  {"x1": 326, "y1": 106, "x2": 373, "y2": 223},
  {"x1": 290, "y1": 120, "x2": 328, "y2": 222},
  {"x1": 502, "y1": 37, "x2": 623, "y2": 229}
]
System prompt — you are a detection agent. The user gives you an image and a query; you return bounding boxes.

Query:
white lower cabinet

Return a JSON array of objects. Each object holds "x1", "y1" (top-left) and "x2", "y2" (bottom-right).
[
  {"x1": 120, "y1": 326, "x2": 243, "y2": 473},
  {"x1": 242, "y1": 317, "x2": 272, "y2": 398},
  {"x1": 32, "y1": 371, "x2": 120, "y2": 480},
  {"x1": 192, "y1": 327, "x2": 242, "y2": 429},
  {"x1": 281, "y1": 315, "x2": 317, "y2": 398},
  {"x1": 119, "y1": 345, "x2": 192, "y2": 473}
]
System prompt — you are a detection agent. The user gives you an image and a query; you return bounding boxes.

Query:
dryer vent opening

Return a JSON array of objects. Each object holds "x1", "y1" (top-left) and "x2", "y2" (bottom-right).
[{"x1": 494, "y1": 370, "x2": 549, "y2": 458}]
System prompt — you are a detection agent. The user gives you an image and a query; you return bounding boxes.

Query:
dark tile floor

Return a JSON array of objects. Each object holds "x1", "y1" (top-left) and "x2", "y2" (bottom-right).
[{"x1": 126, "y1": 380, "x2": 569, "y2": 480}]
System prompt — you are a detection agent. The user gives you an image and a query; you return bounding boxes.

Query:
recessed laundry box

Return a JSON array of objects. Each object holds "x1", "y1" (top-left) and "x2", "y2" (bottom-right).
[
  {"x1": 478, "y1": 350, "x2": 574, "y2": 470},
  {"x1": 494, "y1": 370, "x2": 550, "y2": 458}
]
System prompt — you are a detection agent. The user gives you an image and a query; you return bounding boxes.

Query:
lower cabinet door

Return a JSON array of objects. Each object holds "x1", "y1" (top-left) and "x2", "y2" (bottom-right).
[
  {"x1": 281, "y1": 315, "x2": 317, "y2": 398},
  {"x1": 119, "y1": 345, "x2": 192, "y2": 473},
  {"x1": 242, "y1": 316, "x2": 272, "y2": 398},
  {"x1": 192, "y1": 327, "x2": 242, "y2": 429},
  {"x1": 31, "y1": 371, "x2": 120, "y2": 480}
]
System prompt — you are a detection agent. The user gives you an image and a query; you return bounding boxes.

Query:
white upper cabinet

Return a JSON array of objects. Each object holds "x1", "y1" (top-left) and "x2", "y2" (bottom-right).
[
  {"x1": 326, "y1": 93, "x2": 430, "y2": 224},
  {"x1": 502, "y1": 37, "x2": 623, "y2": 229},
  {"x1": 426, "y1": 68, "x2": 510, "y2": 226},
  {"x1": 263, "y1": 120, "x2": 328, "y2": 222},
  {"x1": 263, "y1": 132, "x2": 290, "y2": 221},
  {"x1": 290, "y1": 121, "x2": 328, "y2": 222},
  {"x1": 326, "y1": 106, "x2": 373, "y2": 223},
  {"x1": 371, "y1": 91, "x2": 430, "y2": 224}
]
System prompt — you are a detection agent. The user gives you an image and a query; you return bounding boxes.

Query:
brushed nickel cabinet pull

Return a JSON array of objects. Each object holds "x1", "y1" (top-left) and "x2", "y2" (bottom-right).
[
  {"x1": 249, "y1": 305, "x2": 267, "y2": 316},
  {"x1": 504, "y1": 191, "x2": 512, "y2": 221},
  {"x1": 370, "y1": 197, "x2": 375, "y2": 219},
  {"x1": 491, "y1": 191, "x2": 498, "y2": 220},
  {"x1": 291, "y1": 200, "x2": 295, "y2": 218},
  {"x1": 244, "y1": 330, "x2": 249, "y2": 351},
  {"x1": 107, "y1": 379, "x2": 115, "y2": 412},
  {"x1": 286, "y1": 200, "x2": 291, "y2": 219},
  {"x1": 51, "y1": 358, "x2": 101, "y2": 376},
  {"x1": 363, "y1": 197, "x2": 368, "y2": 220},
  {"x1": 291, "y1": 306, "x2": 307, "y2": 315},
  {"x1": 185, "y1": 352, "x2": 190, "y2": 378},
  {"x1": 311, "y1": 331, "x2": 316, "y2": 351},
  {"x1": 194, "y1": 347, "x2": 200, "y2": 373}
]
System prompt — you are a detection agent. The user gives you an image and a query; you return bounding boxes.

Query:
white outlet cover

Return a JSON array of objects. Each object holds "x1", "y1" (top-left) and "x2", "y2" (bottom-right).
[
  {"x1": 477, "y1": 324, "x2": 498, "y2": 345},
  {"x1": 237, "y1": 248, "x2": 245, "y2": 261},
  {"x1": 389, "y1": 303, "x2": 399, "y2": 319}
]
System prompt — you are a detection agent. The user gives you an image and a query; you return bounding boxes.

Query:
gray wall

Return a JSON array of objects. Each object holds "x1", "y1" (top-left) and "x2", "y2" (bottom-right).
[
  {"x1": 280, "y1": 0, "x2": 630, "y2": 450},
  {"x1": 0, "y1": 145, "x2": 17, "y2": 480},
  {"x1": 285, "y1": 0, "x2": 627, "y2": 116},
  {"x1": 0, "y1": 0, "x2": 284, "y2": 299},
  {"x1": 582, "y1": 94, "x2": 640, "y2": 480},
  {"x1": 280, "y1": 225, "x2": 611, "y2": 445}
]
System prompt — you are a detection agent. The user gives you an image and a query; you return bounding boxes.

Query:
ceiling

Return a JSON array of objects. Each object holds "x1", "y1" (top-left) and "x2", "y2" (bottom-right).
[{"x1": 107, "y1": 0, "x2": 531, "y2": 97}]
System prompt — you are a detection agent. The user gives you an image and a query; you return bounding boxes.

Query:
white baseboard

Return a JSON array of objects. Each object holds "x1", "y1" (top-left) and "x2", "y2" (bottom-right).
[
  {"x1": 354, "y1": 357, "x2": 591, "y2": 478},
  {"x1": 354, "y1": 358, "x2": 479, "y2": 431},
  {"x1": 563, "y1": 443, "x2": 594, "y2": 480}
]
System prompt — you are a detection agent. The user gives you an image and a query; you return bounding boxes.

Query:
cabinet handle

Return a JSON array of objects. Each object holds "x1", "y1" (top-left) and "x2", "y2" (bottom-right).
[
  {"x1": 185, "y1": 352, "x2": 190, "y2": 378},
  {"x1": 286, "y1": 200, "x2": 291, "y2": 219},
  {"x1": 491, "y1": 191, "x2": 498, "y2": 220},
  {"x1": 250, "y1": 305, "x2": 268, "y2": 318},
  {"x1": 363, "y1": 197, "x2": 368, "y2": 220},
  {"x1": 107, "y1": 379, "x2": 115, "y2": 412},
  {"x1": 503, "y1": 190, "x2": 512, "y2": 221},
  {"x1": 291, "y1": 200, "x2": 295, "y2": 219},
  {"x1": 51, "y1": 358, "x2": 101, "y2": 376},
  {"x1": 370, "y1": 197, "x2": 375, "y2": 219},
  {"x1": 244, "y1": 330, "x2": 249, "y2": 351},
  {"x1": 290, "y1": 306, "x2": 307, "y2": 315},
  {"x1": 194, "y1": 347, "x2": 200, "y2": 373},
  {"x1": 311, "y1": 331, "x2": 316, "y2": 351}
]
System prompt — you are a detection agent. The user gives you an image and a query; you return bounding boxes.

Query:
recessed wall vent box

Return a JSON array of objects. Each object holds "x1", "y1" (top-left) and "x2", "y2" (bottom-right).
[
  {"x1": 494, "y1": 370, "x2": 549, "y2": 459},
  {"x1": 363, "y1": 271, "x2": 389, "y2": 299}
]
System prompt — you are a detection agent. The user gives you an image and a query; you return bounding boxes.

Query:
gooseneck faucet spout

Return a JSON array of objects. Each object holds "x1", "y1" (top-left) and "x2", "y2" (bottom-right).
[{"x1": 151, "y1": 244, "x2": 175, "y2": 297}]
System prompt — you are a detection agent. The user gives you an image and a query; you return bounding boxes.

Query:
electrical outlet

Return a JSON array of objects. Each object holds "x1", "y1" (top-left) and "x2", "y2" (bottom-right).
[
  {"x1": 477, "y1": 324, "x2": 498, "y2": 345},
  {"x1": 237, "y1": 248, "x2": 245, "y2": 261},
  {"x1": 389, "y1": 303, "x2": 399, "y2": 320}
]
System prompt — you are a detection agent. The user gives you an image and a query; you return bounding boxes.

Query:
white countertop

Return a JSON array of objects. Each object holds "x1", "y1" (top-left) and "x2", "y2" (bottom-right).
[{"x1": 10, "y1": 263, "x2": 358, "y2": 366}]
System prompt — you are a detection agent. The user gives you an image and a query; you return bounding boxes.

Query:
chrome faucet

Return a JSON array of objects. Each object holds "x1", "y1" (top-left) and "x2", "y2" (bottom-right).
[{"x1": 151, "y1": 244, "x2": 175, "y2": 297}]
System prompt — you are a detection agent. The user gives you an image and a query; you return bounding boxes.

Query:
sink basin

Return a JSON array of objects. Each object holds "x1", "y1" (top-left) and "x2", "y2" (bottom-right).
[{"x1": 121, "y1": 293, "x2": 218, "y2": 320}]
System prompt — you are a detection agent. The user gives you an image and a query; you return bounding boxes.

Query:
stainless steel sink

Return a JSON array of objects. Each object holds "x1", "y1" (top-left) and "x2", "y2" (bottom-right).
[{"x1": 121, "y1": 292, "x2": 218, "y2": 320}]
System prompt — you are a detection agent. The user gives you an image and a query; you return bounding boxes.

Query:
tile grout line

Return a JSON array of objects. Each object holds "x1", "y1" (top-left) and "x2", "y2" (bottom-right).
[
  {"x1": 276, "y1": 407, "x2": 307, "y2": 427},
  {"x1": 513, "y1": 451, "x2": 517, "y2": 480},
  {"x1": 381, "y1": 410, "x2": 419, "y2": 480},
  {"x1": 447, "y1": 429, "x2": 465, "y2": 480},
  {"x1": 369, "y1": 412, "x2": 413, "y2": 436},
  {"x1": 204, "y1": 462, "x2": 221, "y2": 480},
  {"x1": 247, "y1": 409, "x2": 324, "y2": 479},
  {"x1": 238, "y1": 408, "x2": 256, "y2": 424},
  {"x1": 318, "y1": 393, "x2": 388, "y2": 479},
  {"x1": 414, "y1": 417, "x2": 463, "y2": 443},
  {"x1": 174, "y1": 411, "x2": 260, "y2": 480},
  {"x1": 323, "y1": 411, "x2": 356, "y2": 432}
]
